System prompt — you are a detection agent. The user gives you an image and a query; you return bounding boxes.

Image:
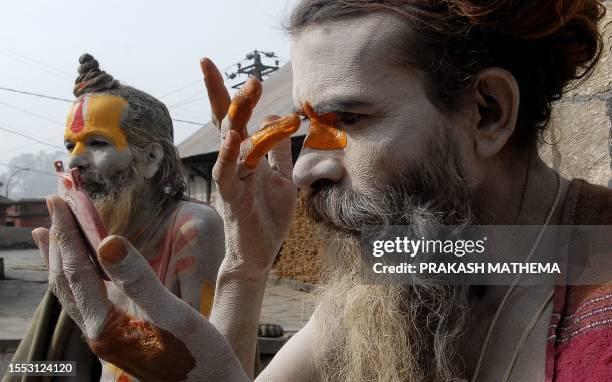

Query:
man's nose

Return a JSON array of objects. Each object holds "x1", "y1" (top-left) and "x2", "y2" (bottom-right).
[
  {"x1": 67, "y1": 152, "x2": 89, "y2": 170},
  {"x1": 293, "y1": 148, "x2": 345, "y2": 190}
]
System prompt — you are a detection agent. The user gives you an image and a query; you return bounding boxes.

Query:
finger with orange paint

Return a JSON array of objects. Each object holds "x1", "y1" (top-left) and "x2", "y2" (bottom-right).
[
  {"x1": 200, "y1": 58, "x2": 263, "y2": 140},
  {"x1": 241, "y1": 113, "x2": 301, "y2": 169},
  {"x1": 203, "y1": 57, "x2": 299, "y2": 378},
  {"x1": 200, "y1": 58, "x2": 231, "y2": 129},
  {"x1": 223, "y1": 76, "x2": 262, "y2": 140},
  {"x1": 301, "y1": 102, "x2": 347, "y2": 150}
]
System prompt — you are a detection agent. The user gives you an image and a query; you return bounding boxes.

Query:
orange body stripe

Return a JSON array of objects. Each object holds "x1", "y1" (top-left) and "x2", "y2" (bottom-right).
[{"x1": 199, "y1": 281, "x2": 215, "y2": 317}]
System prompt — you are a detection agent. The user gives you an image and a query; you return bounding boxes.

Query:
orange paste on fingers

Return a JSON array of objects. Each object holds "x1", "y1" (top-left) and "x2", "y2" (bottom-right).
[{"x1": 245, "y1": 113, "x2": 301, "y2": 168}]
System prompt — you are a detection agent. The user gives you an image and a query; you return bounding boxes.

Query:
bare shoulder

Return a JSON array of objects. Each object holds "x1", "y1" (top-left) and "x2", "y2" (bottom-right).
[
  {"x1": 256, "y1": 314, "x2": 322, "y2": 382},
  {"x1": 169, "y1": 200, "x2": 224, "y2": 260},
  {"x1": 175, "y1": 199, "x2": 223, "y2": 226},
  {"x1": 170, "y1": 200, "x2": 223, "y2": 238}
]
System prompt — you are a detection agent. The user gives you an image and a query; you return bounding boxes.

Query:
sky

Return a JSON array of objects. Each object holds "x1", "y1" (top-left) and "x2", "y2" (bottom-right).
[{"x1": 0, "y1": 0, "x2": 295, "y2": 169}]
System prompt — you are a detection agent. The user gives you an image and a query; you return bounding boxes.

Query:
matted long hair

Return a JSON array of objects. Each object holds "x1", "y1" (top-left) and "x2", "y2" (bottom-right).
[{"x1": 285, "y1": 0, "x2": 605, "y2": 149}]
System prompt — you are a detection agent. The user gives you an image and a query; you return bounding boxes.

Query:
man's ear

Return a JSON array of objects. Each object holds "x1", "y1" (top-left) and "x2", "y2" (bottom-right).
[
  {"x1": 142, "y1": 142, "x2": 164, "y2": 179},
  {"x1": 471, "y1": 68, "x2": 519, "y2": 157}
]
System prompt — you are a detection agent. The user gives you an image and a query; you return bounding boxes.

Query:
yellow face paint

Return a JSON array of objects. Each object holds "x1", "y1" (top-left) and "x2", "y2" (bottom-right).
[
  {"x1": 302, "y1": 102, "x2": 347, "y2": 150},
  {"x1": 199, "y1": 281, "x2": 215, "y2": 317},
  {"x1": 64, "y1": 94, "x2": 128, "y2": 155}
]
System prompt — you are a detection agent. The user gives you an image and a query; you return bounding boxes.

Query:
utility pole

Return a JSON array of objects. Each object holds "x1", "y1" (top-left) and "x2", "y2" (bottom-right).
[{"x1": 225, "y1": 50, "x2": 280, "y2": 89}]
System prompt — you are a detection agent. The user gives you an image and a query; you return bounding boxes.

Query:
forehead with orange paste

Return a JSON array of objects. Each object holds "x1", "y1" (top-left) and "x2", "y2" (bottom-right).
[
  {"x1": 65, "y1": 94, "x2": 128, "y2": 155},
  {"x1": 301, "y1": 102, "x2": 347, "y2": 150}
]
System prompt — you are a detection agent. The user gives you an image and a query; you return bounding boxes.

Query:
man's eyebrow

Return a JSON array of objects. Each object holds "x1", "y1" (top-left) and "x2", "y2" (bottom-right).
[{"x1": 293, "y1": 99, "x2": 374, "y2": 115}]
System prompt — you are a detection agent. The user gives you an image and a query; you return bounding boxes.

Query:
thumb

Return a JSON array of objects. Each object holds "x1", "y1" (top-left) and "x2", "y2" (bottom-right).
[
  {"x1": 32, "y1": 227, "x2": 50, "y2": 267},
  {"x1": 98, "y1": 236, "x2": 180, "y2": 323}
]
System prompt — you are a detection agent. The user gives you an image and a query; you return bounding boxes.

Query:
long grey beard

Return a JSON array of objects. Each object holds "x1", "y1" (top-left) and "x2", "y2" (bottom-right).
[
  {"x1": 84, "y1": 165, "x2": 143, "y2": 236},
  {"x1": 306, "y1": 128, "x2": 474, "y2": 381}
]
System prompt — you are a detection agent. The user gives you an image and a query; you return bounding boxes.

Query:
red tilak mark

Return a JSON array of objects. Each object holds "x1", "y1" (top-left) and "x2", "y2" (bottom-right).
[{"x1": 71, "y1": 100, "x2": 85, "y2": 133}]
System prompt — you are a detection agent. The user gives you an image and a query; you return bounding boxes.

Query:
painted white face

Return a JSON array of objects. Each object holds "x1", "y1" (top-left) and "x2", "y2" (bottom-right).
[
  {"x1": 64, "y1": 94, "x2": 132, "y2": 186},
  {"x1": 291, "y1": 14, "x2": 462, "y2": 195}
]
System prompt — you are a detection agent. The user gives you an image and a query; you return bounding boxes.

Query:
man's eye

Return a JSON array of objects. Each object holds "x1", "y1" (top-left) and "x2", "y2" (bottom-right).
[
  {"x1": 90, "y1": 140, "x2": 109, "y2": 148},
  {"x1": 336, "y1": 112, "x2": 364, "y2": 126}
]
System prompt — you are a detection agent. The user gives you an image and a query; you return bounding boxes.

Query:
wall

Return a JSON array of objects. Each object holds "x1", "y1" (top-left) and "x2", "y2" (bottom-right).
[{"x1": 539, "y1": 1, "x2": 612, "y2": 186}]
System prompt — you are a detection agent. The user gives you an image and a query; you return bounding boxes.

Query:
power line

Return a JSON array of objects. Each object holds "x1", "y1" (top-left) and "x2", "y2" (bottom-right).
[
  {"x1": 0, "y1": 134, "x2": 64, "y2": 156},
  {"x1": 159, "y1": 79, "x2": 202, "y2": 99},
  {"x1": 174, "y1": 117, "x2": 205, "y2": 126},
  {"x1": 0, "y1": 162, "x2": 56, "y2": 177},
  {"x1": 0, "y1": 46, "x2": 71, "y2": 77},
  {"x1": 171, "y1": 105, "x2": 207, "y2": 116},
  {"x1": 165, "y1": 61, "x2": 244, "y2": 108},
  {"x1": 171, "y1": 118, "x2": 204, "y2": 126},
  {"x1": 0, "y1": 86, "x2": 204, "y2": 126},
  {"x1": 171, "y1": 94, "x2": 210, "y2": 109},
  {"x1": 0, "y1": 86, "x2": 72, "y2": 102},
  {"x1": 0, "y1": 50, "x2": 71, "y2": 81},
  {"x1": 0, "y1": 123, "x2": 65, "y2": 150},
  {"x1": 159, "y1": 62, "x2": 238, "y2": 100},
  {"x1": 169, "y1": 90, "x2": 207, "y2": 108},
  {"x1": 0, "y1": 99, "x2": 65, "y2": 126}
]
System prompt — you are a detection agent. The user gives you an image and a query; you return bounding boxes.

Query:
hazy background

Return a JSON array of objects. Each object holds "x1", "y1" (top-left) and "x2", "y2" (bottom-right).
[{"x1": 0, "y1": 0, "x2": 294, "y2": 198}]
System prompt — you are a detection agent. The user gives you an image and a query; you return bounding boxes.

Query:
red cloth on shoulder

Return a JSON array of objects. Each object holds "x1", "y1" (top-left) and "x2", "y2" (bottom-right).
[{"x1": 546, "y1": 179, "x2": 612, "y2": 381}]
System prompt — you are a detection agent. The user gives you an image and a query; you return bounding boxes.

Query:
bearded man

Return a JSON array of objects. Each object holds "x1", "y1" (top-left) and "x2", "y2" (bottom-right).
[
  {"x1": 31, "y1": 0, "x2": 611, "y2": 381},
  {"x1": 4, "y1": 54, "x2": 224, "y2": 382}
]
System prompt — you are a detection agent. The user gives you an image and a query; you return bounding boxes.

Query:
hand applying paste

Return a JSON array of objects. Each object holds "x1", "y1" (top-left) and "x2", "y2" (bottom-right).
[
  {"x1": 244, "y1": 114, "x2": 301, "y2": 168},
  {"x1": 201, "y1": 58, "x2": 301, "y2": 171},
  {"x1": 201, "y1": 58, "x2": 299, "y2": 378}
]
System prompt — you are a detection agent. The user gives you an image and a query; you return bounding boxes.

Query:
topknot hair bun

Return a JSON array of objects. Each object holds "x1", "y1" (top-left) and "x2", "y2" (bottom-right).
[{"x1": 73, "y1": 53, "x2": 119, "y2": 97}]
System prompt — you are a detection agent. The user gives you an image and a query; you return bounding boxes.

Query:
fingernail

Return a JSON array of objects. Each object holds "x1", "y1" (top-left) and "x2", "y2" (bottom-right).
[
  {"x1": 200, "y1": 58, "x2": 209, "y2": 74},
  {"x1": 45, "y1": 198, "x2": 54, "y2": 216},
  {"x1": 98, "y1": 237, "x2": 127, "y2": 264},
  {"x1": 243, "y1": 77, "x2": 257, "y2": 96}
]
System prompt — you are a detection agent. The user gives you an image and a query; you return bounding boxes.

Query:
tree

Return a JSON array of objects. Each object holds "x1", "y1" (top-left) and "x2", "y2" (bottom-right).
[{"x1": 0, "y1": 150, "x2": 67, "y2": 199}]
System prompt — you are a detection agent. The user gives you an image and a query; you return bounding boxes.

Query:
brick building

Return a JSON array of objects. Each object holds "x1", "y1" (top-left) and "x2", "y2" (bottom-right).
[
  {"x1": 0, "y1": 196, "x2": 13, "y2": 226},
  {"x1": 4, "y1": 199, "x2": 50, "y2": 228}
]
